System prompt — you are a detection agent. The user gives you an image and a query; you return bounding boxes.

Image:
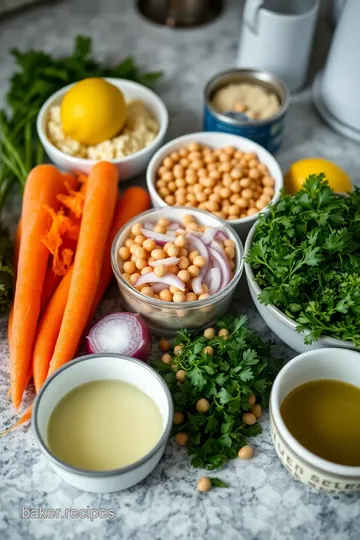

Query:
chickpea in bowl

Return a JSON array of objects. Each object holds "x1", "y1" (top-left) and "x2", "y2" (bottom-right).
[
  {"x1": 111, "y1": 207, "x2": 244, "y2": 334},
  {"x1": 146, "y1": 132, "x2": 283, "y2": 240}
]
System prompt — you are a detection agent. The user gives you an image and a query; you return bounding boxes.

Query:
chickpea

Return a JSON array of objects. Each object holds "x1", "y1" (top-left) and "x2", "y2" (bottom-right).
[
  {"x1": 193, "y1": 255, "x2": 206, "y2": 268},
  {"x1": 159, "y1": 187, "x2": 170, "y2": 198},
  {"x1": 165, "y1": 195, "x2": 176, "y2": 205},
  {"x1": 209, "y1": 193, "x2": 221, "y2": 203},
  {"x1": 228, "y1": 205, "x2": 240, "y2": 217},
  {"x1": 177, "y1": 270, "x2": 190, "y2": 283},
  {"x1": 135, "y1": 258, "x2": 147, "y2": 271},
  {"x1": 248, "y1": 393, "x2": 256, "y2": 406},
  {"x1": 162, "y1": 170, "x2": 174, "y2": 182},
  {"x1": 230, "y1": 181, "x2": 241, "y2": 193},
  {"x1": 180, "y1": 158, "x2": 189, "y2": 168},
  {"x1": 174, "y1": 412, "x2": 185, "y2": 425},
  {"x1": 141, "y1": 266, "x2": 153, "y2": 275},
  {"x1": 179, "y1": 248, "x2": 188, "y2": 257},
  {"x1": 170, "y1": 151, "x2": 180, "y2": 162},
  {"x1": 129, "y1": 272, "x2": 140, "y2": 285},
  {"x1": 154, "y1": 264, "x2": 165, "y2": 278},
  {"x1": 131, "y1": 223, "x2": 142, "y2": 236},
  {"x1": 174, "y1": 344, "x2": 184, "y2": 356},
  {"x1": 260, "y1": 194, "x2": 271, "y2": 204},
  {"x1": 239, "y1": 177, "x2": 251, "y2": 188},
  {"x1": 167, "y1": 265, "x2": 179, "y2": 274},
  {"x1": 238, "y1": 445, "x2": 253, "y2": 460},
  {"x1": 179, "y1": 148, "x2": 189, "y2": 157},
  {"x1": 173, "y1": 291, "x2": 186, "y2": 303},
  {"x1": 218, "y1": 328, "x2": 229, "y2": 339},
  {"x1": 196, "y1": 191, "x2": 207, "y2": 203},
  {"x1": 203, "y1": 346, "x2": 214, "y2": 356},
  {"x1": 167, "y1": 182, "x2": 176, "y2": 194},
  {"x1": 197, "y1": 477, "x2": 212, "y2": 492},
  {"x1": 122, "y1": 272, "x2": 131, "y2": 283},
  {"x1": 159, "y1": 339, "x2": 171, "y2": 352},
  {"x1": 182, "y1": 214, "x2": 195, "y2": 225},
  {"x1": 249, "y1": 168, "x2": 260, "y2": 180},
  {"x1": 143, "y1": 238, "x2": 156, "y2": 252},
  {"x1": 251, "y1": 404, "x2": 262, "y2": 419},
  {"x1": 203, "y1": 327, "x2": 215, "y2": 339},
  {"x1": 242, "y1": 412, "x2": 257, "y2": 425},
  {"x1": 161, "y1": 353, "x2": 172, "y2": 364},
  {"x1": 225, "y1": 246, "x2": 235, "y2": 260},
  {"x1": 178, "y1": 256, "x2": 190, "y2": 270},
  {"x1": 241, "y1": 188, "x2": 253, "y2": 200},
  {"x1": 119, "y1": 246, "x2": 130, "y2": 261},
  {"x1": 123, "y1": 261, "x2": 136, "y2": 274},
  {"x1": 163, "y1": 157, "x2": 174, "y2": 169},
  {"x1": 189, "y1": 250, "x2": 199, "y2": 262},
  {"x1": 198, "y1": 293, "x2": 210, "y2": 300},
  {"x1": 186, "y1": 292, "x2": 197, "y2": 301},
  {"x1": 151, "y1": 249, "x2": 166, "y2": 261},
  {"x1": 219, "y1": 162, "x2": 232, "y2": 173},
  {"x1": 134, "y1": 235, "x2": 146, "y2": 246},
  {"x1": 176, "y1": 369, "x2": 187, "y2": 382},
  {"x1": 255, "y1": 199, "x2": 268, "y2": 210},
  {"x1": 166, "y1": 244, "x2": 179, "y2": 258},
  {"x1": 220, "y1": 187, "x2": 231, "y2": 199},
  {"x1": 159, "y1": 289, "x2": 173, "y2": 302},
  {"x1": 262, "y1": 176, "x2": 275, "y2": 187},
  {"x1": 135, "y1": 246, "x2": 147, "y2": 260},
  {"x1": 263, "y1": 186, "x2": 274, "y2": 196},
  {"x1": 196, "y1": 398, "x2": 210, "y2": 413},
  {"x1": 228, "y1": 215, "x2": 238, "y2": 221},
  {"x1": 156, "y1": 180, "x2": 165, "y2": 189},
  {"x1": 125, "y1": 238, "x2": 135, "y2": 248},
  {"x1": 141, "y1": 286, "x2": 154, "y2": 297},
  {"x1": 175, "y1": 433, "x2": 188, "y2": 446},
  {"x1": 247, "y1": 208, "x2": 258, "y2": 216}
]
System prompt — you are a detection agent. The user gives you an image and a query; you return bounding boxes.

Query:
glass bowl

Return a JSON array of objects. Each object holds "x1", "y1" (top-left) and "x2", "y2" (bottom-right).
[{"x1": 111, "y1": 207, "x2": 244, "y2": 334}]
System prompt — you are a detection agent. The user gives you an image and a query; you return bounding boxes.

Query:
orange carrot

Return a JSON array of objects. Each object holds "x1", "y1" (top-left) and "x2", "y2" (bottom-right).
[
  {"x1": 88, "y1": 186, "x2": 151, "y2": 323},
  {"x1": 1, "y1": 406, "x2": 32, "y2": 435},
  {"x1": 10, "y1": 165, "x2": 65, "y2": 408},
  {"x1": 40, "y1": 267, "x2": 62, "y2": 312},
  {"x1": 47, "y1": 162, "x2": 118, "y2": 377},
  {"x1": 33, "y1": 267, "x2": 73, "y2": 392}
]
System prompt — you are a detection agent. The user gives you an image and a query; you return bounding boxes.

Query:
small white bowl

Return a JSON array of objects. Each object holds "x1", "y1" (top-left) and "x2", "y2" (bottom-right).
[
  {"x1": 33, "y1": 354, "x2": 173, "y2": 493},
  {"x1": 37, "y1": 78, "x2": 169, "y2": 180},
  {"x1": 244, "y1": 223, "x2": 356, "y2": 353},
  {"x1": 146, "y1": 132, "x2": 283, "y2": 240},
  {"x1": 270, "y1": 348, "x2": 360, "y2": 493}
]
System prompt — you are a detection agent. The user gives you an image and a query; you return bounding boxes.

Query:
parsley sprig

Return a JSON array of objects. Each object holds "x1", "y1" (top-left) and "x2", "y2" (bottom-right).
[
  {"x1": 153, "y1": 316, "x2": 281, "y2": 470},
  {"x1": 246, "y1": 174, "x2": 360, "y2": 346}
]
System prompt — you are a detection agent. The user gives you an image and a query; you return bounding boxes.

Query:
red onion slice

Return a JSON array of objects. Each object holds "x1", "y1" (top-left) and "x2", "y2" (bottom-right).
[
  {"x1": 167, "y1": 222, "x2": 181, "y2": 230},
  {"x1": 201, "y1": 228, "x2": 217, "y2": 245},
  {"x1": 215, "y1": 231, "x2": 228, "y2": 242},
  {"x1": 135, "y1": 271, "x2": 186, "y2": 291},
  {"x1": 143, "y1": 221, "x2": 154, "y2": 230},
  {"x1": 209, "y1": 247, "x2": 231, "y2": 289},
  {"x1": 209, "y1": 268, "x2": 222, "y2": 295},
  {"x1": 192, "y1": 275, "x2": 203, "y2": 295},
  {"x1": 152, "y1": 283, "x2": 169, "y2": 293},
  {"x1": 149, "y1": 256, "x2": 180, "y2": 267},
  {"x1": 187, "y1": 233, "x2": 209, "y2": 262},
  {"x1": 86, "y1": 313, "x2": 151, "y2": 362},
  {"x1": 141, "y1": 228, "x2": 176, "y2": 245}
]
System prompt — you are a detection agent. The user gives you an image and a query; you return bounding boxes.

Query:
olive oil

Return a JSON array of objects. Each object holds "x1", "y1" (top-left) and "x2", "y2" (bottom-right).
[
  {"x1": 47, "y1": 380, "x2": 163, "y2": 471},
  {"x1": 280, "y1": 379, "x2": 360, "y2": 466}
]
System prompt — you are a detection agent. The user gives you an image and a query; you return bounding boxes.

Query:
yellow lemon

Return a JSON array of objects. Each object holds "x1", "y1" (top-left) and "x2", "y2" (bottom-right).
[
  {"x1": 60, "y1": 78, "x2": 126, "y2": 145},
  {"x1": 284, "y1": 158, "x2": 352, "y2": 194}
]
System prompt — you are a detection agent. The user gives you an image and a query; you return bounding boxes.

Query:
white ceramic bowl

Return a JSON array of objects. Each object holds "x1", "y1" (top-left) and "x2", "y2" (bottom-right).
[
  {"x1": 37, "y1": 78, "x2": 169, "y2": 180},
  {"x1": 270, "y1": 348, "x2": 360, "y2": 493},
  {"x1": 146, "y1": 132, "x2": 283, "y2": 241},
  {"x1": 33, "y1": 354, "x2": 173, "y2": 493},
  {"x1": 244, "y1": 223, "x2": 356, "y2": 353},
  {"x1": 111, "y1": 206, "x2": 244, "y2": 334}
]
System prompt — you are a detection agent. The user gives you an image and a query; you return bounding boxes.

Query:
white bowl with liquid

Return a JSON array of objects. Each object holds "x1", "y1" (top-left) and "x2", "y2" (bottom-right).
[{"x1": 33, "y1": 354, "x2": 173, "y2": 493}]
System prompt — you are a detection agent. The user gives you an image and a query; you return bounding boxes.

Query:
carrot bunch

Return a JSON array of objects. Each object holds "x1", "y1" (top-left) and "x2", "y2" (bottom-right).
[{"x1": 7, "y1": 161, "x2": 150, "y2": 423}]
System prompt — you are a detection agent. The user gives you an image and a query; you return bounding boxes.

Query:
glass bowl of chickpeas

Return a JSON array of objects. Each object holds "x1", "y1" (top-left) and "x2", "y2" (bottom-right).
[
  {"x1": 146, "y1": 132, "x2": 283, "y2": 240},
  {"x1": 111, "y1": 207, "x2": 243, "y2": 334}
]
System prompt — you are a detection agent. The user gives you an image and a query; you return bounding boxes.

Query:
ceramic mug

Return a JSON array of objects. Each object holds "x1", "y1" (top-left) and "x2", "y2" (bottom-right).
[
  {"x1": 270, "y1": 348, "x2": 360, "y2": 493},
  {"x1": 237, "y1": 0, "x2": 320, "y2": 92}
]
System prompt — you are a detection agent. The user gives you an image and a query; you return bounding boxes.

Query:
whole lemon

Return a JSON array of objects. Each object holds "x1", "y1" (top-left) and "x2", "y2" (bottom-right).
[
  {"x1": 285, "y1": 158, "x2": 352, "y2": 194},
  {"x1": 60, "y1": 78, "x2": 126, "y2": 145}
]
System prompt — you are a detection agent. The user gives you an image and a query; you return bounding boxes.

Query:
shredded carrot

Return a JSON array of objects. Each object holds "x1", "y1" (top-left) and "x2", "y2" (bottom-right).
[
  {"x1": 1, "y1": 406, "x2": 32, "y2": 435},
  {"x1": 57, "y1": 183, "x2": 85, "y2": 219}
]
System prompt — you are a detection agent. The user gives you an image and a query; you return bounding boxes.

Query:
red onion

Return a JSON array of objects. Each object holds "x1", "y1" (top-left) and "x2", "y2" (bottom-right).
[
  {"x1": 143, "y1": 221, "x2": 154, "y2": 230},
  {"x1": 201, "y1": 228, "x2": 217, "y2": 245},
  {"x1": 187, "y1": 233, "x2": 209, "y2": 262},
  {"x1": 135, "y1": 271, "x2": 186, "y2": 291},
  {"x1": 167, "y1": 222, "x2": 181, "y2": 230},
  {"x1": 86, "y1": 313, "x2": 151, "y2": 362},
  {"x1": 209, "y1": 247, "x2": 231, "y2": 289},
  {"x1": 192, "y1": 275, "x2": 203, "y2": 295},
  {"x1": 215, "y1": 231, "x2": 228, "y2": 242},
  {"x1": 152, "y1": 283, "x2": 169, "y2": 293},
  {"x1": 150, "y1": 256, "x2": 180, "y2": 267},
  {"x1": 140, "y1": 228, "x2": 176, "y2": 245}
]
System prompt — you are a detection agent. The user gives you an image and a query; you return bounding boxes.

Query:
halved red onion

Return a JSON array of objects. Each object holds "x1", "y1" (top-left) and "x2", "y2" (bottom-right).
[
  {"x1": 209, "y1": 268, "x2": 222, "y2": 295},
  {"x1": 135, "y1": 271, "x2": 186, "y2": 291},
  {"x1": 86, "y1": 312, "x2": 151, "y2": 362},
  {"x1": 140, "y1": 228, "x2": 176, "y2": 245},
  {"x1": 209, "y1": 247, "x2": 231, "y2": 289},
  {"x1": 150, "y1": 256, "x2": 180, "y2": 267}
]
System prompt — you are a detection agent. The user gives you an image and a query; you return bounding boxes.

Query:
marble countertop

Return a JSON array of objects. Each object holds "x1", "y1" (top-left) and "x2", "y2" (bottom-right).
[{"x1": 1, "y1": 1, "x2": 360, "y2": 539}]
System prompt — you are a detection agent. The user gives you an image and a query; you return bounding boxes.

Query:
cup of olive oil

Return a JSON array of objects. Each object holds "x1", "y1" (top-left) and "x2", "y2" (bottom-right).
[{"x1": 270, "y1": 347, "x2": 360, "y2": 493}]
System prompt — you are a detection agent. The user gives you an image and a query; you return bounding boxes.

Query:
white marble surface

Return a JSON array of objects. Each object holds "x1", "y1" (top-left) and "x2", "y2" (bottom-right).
[{"x1": 1, "y1": 1, "x2": 360, "y2": 539}]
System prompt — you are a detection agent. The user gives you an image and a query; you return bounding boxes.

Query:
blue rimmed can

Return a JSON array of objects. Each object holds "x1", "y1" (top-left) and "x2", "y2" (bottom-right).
[{"x1": 204, "y1": 69, "x2": 289, "y2": 153}]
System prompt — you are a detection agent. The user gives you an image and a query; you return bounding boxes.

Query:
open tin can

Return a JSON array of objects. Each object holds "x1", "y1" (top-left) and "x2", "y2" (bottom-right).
[{"x1": 204, "y1": 69, "x2": 289, "y2": 153}]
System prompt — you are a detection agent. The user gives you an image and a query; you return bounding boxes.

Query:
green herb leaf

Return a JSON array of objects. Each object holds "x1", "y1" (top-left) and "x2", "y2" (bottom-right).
[{"x1": 210, "y1": 477, "x2": 229, "y2": 488}]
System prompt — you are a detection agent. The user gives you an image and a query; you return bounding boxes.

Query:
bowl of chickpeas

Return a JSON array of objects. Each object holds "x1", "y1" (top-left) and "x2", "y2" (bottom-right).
[
  {"x1": 111, "y1": 207, "x2": 243, "y2": 334},
  {"x1": 146, "y1": 132, "x2": 283, "y2": 240}
]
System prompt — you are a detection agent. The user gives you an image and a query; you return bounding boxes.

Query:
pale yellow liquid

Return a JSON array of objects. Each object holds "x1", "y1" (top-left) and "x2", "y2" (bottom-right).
[{"x1": 47, "y1": 380, "x2": 163, "y2": 471}]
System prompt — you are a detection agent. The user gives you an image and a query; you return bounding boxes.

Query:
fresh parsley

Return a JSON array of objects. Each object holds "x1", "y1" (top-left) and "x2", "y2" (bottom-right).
[
  {"x1": 153, "y1": 316, "x2": 281, "y2": 470},
  {"x1": 246, "y1": 174, "x2": 360, "y2": 346}
]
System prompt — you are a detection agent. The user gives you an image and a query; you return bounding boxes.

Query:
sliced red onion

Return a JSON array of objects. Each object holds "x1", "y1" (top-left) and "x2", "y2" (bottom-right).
[
  {"x1": 140, "y1": 228, "x2": 176, "y2": 245},
  {"x1": 167, "y1": 222, "x2": 181, "y2": 230},
  {"x1": 209, "y1": 268, "x2": 222, "y2": 295},
  {"x1": 187, "y1": 233, "x2": 209, "y2": 262},
  {"x1": 149, "y1": 256, "x2": 180, "y2": 267},
  {"x1": 209, "y1": 247, "x2": 231, "y2": 289},
  {"x1": 152, "y1": 283, "x2": 169, "y2": 293},
  {"x1": 143, "y1": 221, "x2": 154, "y2": 230},
  {"x1": 86, "y1": 313, "x2": 151, "y2": 362},
  {"x1": 201, "y1": 228, "x2": 217, "y2": 245},
  {"x1": 135, "y1": 271, "x2": 186, "y2": 291},
  {"x1": 192, "y1": 275, "x2": 203, "y2": 295},
  {"x1": 215, "y1": 231, "x2": 228, "y2": 242}
]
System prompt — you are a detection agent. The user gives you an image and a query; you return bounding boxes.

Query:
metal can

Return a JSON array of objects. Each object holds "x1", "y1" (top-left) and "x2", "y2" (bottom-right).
[{"x1": 204, "y1": 69, "x2": 289, "y2": 153}]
